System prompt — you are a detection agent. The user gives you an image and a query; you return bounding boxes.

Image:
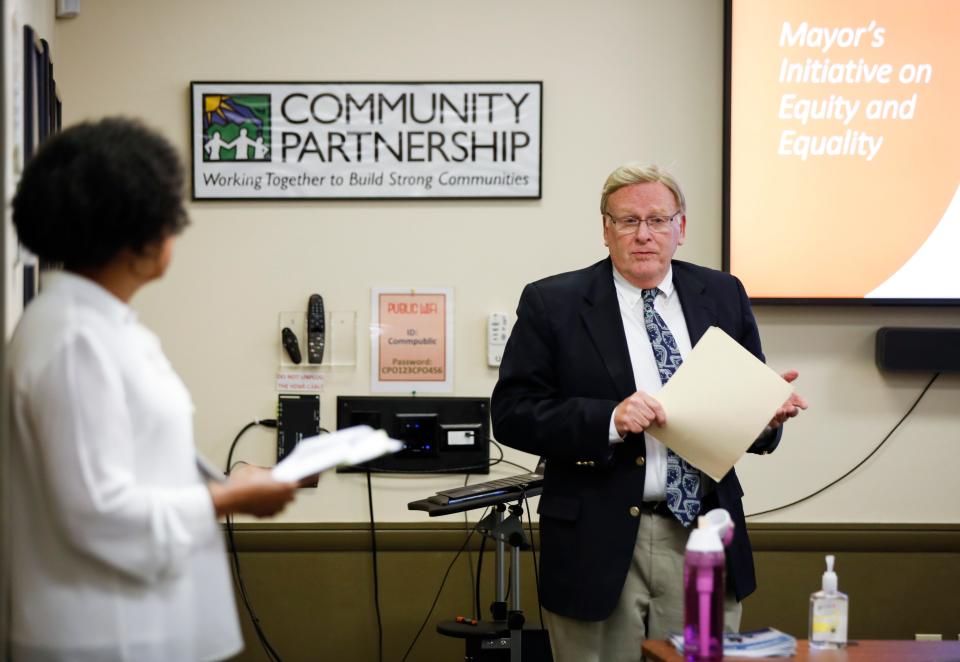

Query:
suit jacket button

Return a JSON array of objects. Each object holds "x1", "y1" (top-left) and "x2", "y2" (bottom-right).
[
  {"x1": 635, "y1": 456, "x2": 645, "y2": 466},
  {"x1": 629, "y1": 506, "x2": 640, "y2": 517}
]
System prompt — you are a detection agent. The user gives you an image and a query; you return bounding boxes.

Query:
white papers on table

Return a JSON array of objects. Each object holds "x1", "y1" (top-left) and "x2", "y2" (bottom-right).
[
  {"x1": 669, "y1": 628, "x2": 797, "y2": 657},
  {"x1": 648, "y1": 326, "x2": 794, "y2": 481},
  {"x1": 271, "y1": 425, "x2": 403, "y2": 482}
]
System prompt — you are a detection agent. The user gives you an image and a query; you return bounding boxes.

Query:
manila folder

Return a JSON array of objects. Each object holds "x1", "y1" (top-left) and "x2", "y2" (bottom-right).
[{"x1": 648, "y1": 326, "x2": 793, "y2": 481}]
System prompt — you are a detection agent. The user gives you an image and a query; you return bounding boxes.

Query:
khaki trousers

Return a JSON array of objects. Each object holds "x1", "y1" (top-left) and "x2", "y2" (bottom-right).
[{"x1": 543, "y1": 511, "x2": 742, "y2": 662}]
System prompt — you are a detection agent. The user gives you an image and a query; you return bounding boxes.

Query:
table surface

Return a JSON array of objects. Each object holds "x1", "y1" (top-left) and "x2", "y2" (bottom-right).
[{"x1": 641, "y1": 639, "x2": 960, "y2": 662}]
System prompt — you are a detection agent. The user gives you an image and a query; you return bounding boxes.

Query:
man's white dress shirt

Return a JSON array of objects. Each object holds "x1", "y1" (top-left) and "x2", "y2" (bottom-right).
[
  {"x1": 5, "y1": 272, "x2": 242, "y2": 661},
  {"x1": 609, "y1": 266, "x2": 693, "y2": 501}
]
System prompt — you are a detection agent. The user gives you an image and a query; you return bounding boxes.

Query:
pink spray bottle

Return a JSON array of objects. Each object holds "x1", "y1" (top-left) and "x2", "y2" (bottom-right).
[{"x1": 683, "y1": 508, "x2": 735, "y2": 661}]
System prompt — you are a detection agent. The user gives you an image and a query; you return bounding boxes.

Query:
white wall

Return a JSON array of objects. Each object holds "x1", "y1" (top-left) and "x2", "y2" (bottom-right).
[{"x1": 51, "y1": 0, "x2": 960, "y2": 524}]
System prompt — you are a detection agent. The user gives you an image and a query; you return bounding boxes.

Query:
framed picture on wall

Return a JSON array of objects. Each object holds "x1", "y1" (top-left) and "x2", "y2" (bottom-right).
[{"x1": 20, "y1": 25, "x2": 60, "y2": 308}]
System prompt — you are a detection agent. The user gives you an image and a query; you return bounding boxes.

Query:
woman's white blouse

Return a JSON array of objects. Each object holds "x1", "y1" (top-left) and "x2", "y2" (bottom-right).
[{"x1": 5, "y1": 272, "x2": 242, "y2": 661}]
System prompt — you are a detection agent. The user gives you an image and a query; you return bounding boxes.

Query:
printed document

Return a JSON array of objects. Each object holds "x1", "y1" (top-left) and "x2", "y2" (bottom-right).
[{"x1": 272, "y1": 425, "x2": 403, "y2": 482}]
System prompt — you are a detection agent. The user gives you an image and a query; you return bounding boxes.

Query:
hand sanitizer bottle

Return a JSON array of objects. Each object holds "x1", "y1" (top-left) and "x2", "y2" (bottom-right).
[{"x1": 808, "y1": 554, "x2": 848, "y2": 649}]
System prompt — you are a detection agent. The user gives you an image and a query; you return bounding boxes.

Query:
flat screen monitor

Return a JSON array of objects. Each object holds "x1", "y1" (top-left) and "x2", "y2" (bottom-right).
[{"x1": 724, "y1": 0, "x2": 960, "y2": 304}]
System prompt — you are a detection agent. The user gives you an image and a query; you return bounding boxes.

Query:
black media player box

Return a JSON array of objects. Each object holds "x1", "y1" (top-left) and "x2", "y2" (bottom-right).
[{"x1": 277, "y1": 393, "x2": 320, "y2": 486}]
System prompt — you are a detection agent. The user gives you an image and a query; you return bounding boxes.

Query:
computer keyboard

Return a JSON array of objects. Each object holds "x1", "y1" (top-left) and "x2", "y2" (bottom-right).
[{"x1": 430, "y1": 471, "x2": 544, "y2": 505}]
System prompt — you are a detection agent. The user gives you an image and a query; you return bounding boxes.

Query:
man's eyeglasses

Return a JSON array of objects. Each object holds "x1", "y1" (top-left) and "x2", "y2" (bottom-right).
[{"x1": 603, "y1": 210, "x2": 681, "y2": 236}]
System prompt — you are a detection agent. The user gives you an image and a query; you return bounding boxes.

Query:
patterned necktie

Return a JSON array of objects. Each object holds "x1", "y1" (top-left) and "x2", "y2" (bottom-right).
[{"x1": 641, "y1": 287, "x2": 701, "y2": 527}]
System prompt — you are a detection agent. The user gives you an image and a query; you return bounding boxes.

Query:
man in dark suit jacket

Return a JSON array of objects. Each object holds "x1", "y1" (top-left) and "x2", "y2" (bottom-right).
[{"x1": 491, "y1": 164, "x2": 806, "y2": 662}]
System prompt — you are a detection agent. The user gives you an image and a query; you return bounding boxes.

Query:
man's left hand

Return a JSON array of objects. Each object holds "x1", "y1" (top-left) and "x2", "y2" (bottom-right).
[{"x1": 769, "y1": 370, "x2": 808, "y2": 429}]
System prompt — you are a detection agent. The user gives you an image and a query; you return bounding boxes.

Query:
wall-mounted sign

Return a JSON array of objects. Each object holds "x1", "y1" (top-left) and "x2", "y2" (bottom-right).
[
  {"x1": 190, "y1": 81, "x2": 541, "y2": 200},
  {"x1": 370, "y1": 288, "x2": 453, "y2": 392}
]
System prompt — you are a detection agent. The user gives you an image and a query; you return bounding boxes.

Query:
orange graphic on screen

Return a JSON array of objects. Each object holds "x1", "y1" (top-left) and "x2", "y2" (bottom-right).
[{"x1": 729, "y1": 0, "x2": 960, "y2": 298}]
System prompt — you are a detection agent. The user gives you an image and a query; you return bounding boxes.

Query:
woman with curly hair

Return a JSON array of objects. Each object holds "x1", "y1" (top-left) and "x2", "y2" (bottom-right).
[{"x1": 6, "y1": 118, "x2": 298, "y2": 661}]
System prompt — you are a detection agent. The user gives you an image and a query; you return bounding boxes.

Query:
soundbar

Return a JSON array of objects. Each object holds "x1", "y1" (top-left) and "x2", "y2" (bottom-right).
[{"x1": 876, "y1": 327, "x2": 960, "y2": 373}]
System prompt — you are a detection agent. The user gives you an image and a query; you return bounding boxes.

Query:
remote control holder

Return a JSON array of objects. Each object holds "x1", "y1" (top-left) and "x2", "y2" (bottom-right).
[{"x1": 277, "y1": 309, "x2": 357, "y2": 369}]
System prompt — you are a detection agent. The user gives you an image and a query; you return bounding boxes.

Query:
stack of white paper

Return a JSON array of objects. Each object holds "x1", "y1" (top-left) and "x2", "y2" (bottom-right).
[
  {"x1": 271, "y1": 425, "x2": 403, "y2": 482},
  {"x1": 669, "y1": 628, "x2": 798, "y2": 658}
]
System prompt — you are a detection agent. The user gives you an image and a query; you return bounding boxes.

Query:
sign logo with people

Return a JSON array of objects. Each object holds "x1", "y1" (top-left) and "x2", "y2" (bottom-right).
[{"x1": 201, "y1": 94, "x2": 271, "y2": 162}]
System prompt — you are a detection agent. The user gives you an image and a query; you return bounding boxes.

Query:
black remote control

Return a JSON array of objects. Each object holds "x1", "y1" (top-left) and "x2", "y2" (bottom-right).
[
  {"x1": 307, "y1": 294, "x2": 325, "y2": 364},
  {"x1": 281, "y1": 326, "x2": 302, "y2": 364}
]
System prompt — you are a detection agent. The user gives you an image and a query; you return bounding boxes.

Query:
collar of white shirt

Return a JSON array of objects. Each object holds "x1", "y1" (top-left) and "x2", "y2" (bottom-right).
[
  {"x1": 44, "y1": 271, "x2": 137, "y2": 325},
  {"x1": 611, "y1": 263, "x2": 675, "y2": 307}
]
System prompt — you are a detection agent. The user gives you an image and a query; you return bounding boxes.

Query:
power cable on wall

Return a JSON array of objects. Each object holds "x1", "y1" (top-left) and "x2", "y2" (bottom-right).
[
  {"x1": 747, "y1": 372, "x2": 939, "y2": 518},
  {"x1": 224, "y1": 419, "x2": 283, "y2": 662}
]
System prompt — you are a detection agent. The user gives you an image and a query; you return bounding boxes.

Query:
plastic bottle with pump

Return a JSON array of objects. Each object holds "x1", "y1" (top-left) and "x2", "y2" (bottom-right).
[
  {"x1": 683, "y1": 508, "x2": 735, "y2": 661},
  {"x1": 808, "y1": 554, "x2": 848, "y2": 649}
]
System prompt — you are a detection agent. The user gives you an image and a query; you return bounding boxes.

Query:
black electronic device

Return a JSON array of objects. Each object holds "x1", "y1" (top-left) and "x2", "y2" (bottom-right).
[
  {"x1": 395, "y1": 413, "x2": 439, "y2": 457},
  {"x1": 336, "y1": 396, "x2": 490, "y2": 474},
  {"x1": 428, "y1": 471, "x2": 544, "y2": 507},
  {"x1": 876, "y1": 327, "x2": 960, "y2": 372},
  {"x1": 307, "y1": 293, "x2": 325, "y2": 364},
  {"x1": 277, "y1": 394, "x2": 320, "y2": 486},
  {"x1": 281, "y1": 326, "x2": 302, "y2": 364},
  {"x1": 411, "y1": 458, "x2": 546, "y2": 515}
]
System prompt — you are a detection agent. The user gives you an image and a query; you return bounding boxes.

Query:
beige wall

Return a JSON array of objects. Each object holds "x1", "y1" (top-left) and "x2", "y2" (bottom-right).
[{"x1": 51, "y1": 0, "x2": 960, "y2": 524}]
